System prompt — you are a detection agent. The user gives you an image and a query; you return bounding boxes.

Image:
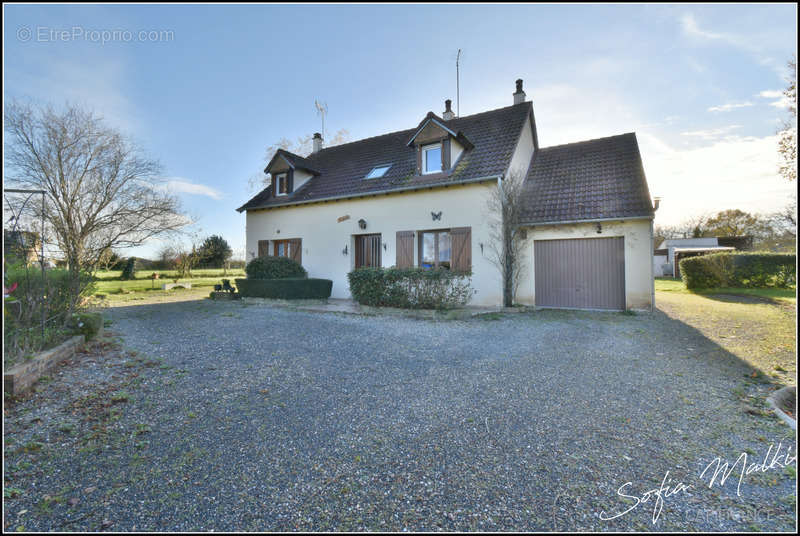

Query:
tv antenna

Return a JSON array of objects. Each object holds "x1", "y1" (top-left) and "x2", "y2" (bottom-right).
[
  {"x1": 456, "y1": 49, "x2": 462, "y2": 117},
  {"x1": 314, "y1": 100, "x2": 328, "y2": 138}
]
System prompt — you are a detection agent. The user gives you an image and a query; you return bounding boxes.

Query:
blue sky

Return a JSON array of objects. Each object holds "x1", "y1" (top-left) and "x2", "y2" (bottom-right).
[{"x1": 4, "y1": 3, "x2": 797, "y2": 259}]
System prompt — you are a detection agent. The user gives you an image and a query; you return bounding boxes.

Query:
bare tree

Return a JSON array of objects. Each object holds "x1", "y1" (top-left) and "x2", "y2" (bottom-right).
[
  {"x1": 486, "y1": 171, "x2": 528, "y2": 307},
  {"x1": 247, "y1": 128, "x2": 350, "y2": 192},
  {"x1": 4, "y1": 101, "x2": 189, "y2": 303}
]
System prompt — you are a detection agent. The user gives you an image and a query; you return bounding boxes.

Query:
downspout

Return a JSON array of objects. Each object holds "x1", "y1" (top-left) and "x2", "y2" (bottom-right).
[{"x1": 649, "y1": 218, "x2": 655, "y2": 312}]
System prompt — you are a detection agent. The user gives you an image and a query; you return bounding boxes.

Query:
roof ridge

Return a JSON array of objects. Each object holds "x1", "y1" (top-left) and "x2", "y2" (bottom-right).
[
  {"x1": 310, "y1": 101, "x2": 531, "y2": 157},
  {"x1": 539, "y1": 132, "x2": 636, "y2": 151}
]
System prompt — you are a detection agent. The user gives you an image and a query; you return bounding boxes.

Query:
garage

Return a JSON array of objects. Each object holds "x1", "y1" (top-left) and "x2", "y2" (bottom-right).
[{"x1": 534, "y1": 237, "x2": 625, "y2": 310}]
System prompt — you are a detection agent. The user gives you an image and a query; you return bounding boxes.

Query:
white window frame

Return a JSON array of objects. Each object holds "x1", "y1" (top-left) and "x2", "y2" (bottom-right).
[
  {"x1": 365, "y1": 164, "x2": 392, "y2": 179},
  {"x1": 275, "y1": 173, "x2": 288, "y2": 196},
  {"x1": 422, "y1": 143, "x2": 442, "y2": 175}
]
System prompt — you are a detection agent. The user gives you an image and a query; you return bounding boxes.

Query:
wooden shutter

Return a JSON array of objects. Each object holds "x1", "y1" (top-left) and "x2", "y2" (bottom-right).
[
  {"x1": 271, "y1": 175, "x2": 277, "y2": 198},
  {"x1": 396, "y1": 231, "x2": 414, "y2": 268},
  {"x1": 258, "y1": 240, "x2": 269, "y2": 258},
  {"x1": 450, "y1": 227, "x2": 472, "y2": 272},
  {"x1": 442, "y1": 138, "x2": 451, "y2": 170},
  {"x1": 290, "y1": 238, "x2": 302, "y2": 265},
  {"x1": 287, "y1": 169, "x2": 294, "y2": 194}
]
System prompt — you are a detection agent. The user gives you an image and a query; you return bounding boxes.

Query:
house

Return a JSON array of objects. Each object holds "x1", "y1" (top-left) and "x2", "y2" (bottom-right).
[
  {"x1": 3, "y1": 230, "x2": 42, "y2": 266},
  {"x1": 238, "y1": 80, "x2": 656, "y2": 310},
  {"x1": 653, "y1": 236, "x2": 753, "y2": 278}
]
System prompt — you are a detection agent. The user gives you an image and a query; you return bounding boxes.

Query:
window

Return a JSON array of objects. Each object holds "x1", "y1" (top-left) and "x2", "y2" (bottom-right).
[
  {"x1": 275, "y1": 173, "x2": 288, "y2": 195},
  {"x1": 354, "y1": 234, "x2": 382, "y2": 268},
  {"x1": 271, "y1": 238, "x2": 302, "y2": 265},
  {"x1": 273, "y1": 239, "x2": 292, "y2": 257},
  {"x1": 419, "y1": 230, "x2": 451, "y2": 269},
  {"x1": 365, "y1": 164, "x2": 391, "y2": 179},
  {"x1": 422, "y1": 143, "x2": 442, "y2": 174}
]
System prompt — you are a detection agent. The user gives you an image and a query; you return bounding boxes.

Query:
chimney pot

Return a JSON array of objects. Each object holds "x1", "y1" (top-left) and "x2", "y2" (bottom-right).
[
  {"x1": 312, "y1": 132, "x2": 323, "y2": 153},
  {"x1": 513, "y1": 78, "x2": 526, "y2": 104},
  {"x1": 443, "y1": 99, "x2": 455, "y2": 120}
]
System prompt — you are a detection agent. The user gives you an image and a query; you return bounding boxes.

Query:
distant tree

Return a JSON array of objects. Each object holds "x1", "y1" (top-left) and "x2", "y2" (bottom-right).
[
  {"x1": 248, "y1": 128, "x2": 350, "y2": 192},
  {"x1": 155, "y1": 244, "x2": 178, "y2": 270},
  {"x1": 197, "y1": 235, "x2": 233, "y2": 269},
  {"x1": 120, "y1": 257, "x2": 137, "y2": 280},
  {"x1": 97, "y1": 247, "x2": 124, "y2": 272},
  {"x1": 703, "y1": 209, "x2": 770, "y2": 238}
]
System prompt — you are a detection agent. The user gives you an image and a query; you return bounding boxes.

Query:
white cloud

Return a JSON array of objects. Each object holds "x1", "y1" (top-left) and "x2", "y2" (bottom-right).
[
  {"x1": 160, "y1": 178, "x2": 223, "y2": 200},
  {"x1": 680, "y1": 125, "x2": 741, "y2": 139},
  {"x1": 678, "y1": 13, "x2": 787, "y2": 78},
  {"x1": 756, "y1": 89, "x2": 792, "y2": 109},
  {"x1": 642, "y1": 133, "x2": 795, "y2": 225},
  {"x1": 515, "y1": 81, "x2": 794, "y2": 228},
  {"x1": 681, "y1": 13, "x2": 726, "y2": 41},
  {"x1": 758, "y1": 89, "x2": 783, "y2": 99},
  {"x1": 707, "y1": 102, "x2": 753, "y2": 113}
]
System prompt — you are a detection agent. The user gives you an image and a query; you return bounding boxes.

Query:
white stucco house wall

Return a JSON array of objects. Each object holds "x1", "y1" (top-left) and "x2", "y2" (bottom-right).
[{"x1": 238, "y1": 79, "x2": 656, "y2": 310}]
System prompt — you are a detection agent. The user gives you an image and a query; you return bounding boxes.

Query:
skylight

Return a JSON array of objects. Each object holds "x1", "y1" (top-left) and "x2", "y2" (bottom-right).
[{"x1": 365, "y1": 164, "x2": 391, "y2": 179}]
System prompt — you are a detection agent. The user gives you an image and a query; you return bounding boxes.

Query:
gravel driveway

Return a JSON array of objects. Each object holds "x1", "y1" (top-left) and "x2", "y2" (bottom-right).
[{"x1": 4, "y1": 298, "x2": 796, "y2": 531}]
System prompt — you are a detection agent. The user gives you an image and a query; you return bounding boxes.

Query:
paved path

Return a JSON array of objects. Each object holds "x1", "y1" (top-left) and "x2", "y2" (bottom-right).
[{"x1": 3, "y1": 298, "x2": 796, "y2": 531}]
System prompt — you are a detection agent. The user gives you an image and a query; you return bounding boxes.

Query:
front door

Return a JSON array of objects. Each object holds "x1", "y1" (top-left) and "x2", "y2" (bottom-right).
[{"x1": 355, "y1": 234, "x2": 382, "y2": 268}]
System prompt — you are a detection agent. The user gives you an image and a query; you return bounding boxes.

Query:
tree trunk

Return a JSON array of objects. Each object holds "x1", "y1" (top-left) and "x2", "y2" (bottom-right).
[{"x1": 502, "y1": 225, "x2": 514, "y2": 307}]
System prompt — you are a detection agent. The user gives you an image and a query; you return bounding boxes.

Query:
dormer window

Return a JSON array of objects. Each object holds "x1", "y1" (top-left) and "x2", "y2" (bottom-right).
[
  {"x1": 275, "y1": 173, "x2": 288, "y2": 196},
  {"x1": 422, "y1": 143, "x2": 442, "y2": 174},
  {"x1": 365, "y1": 164, "x2": 391, "y2": 179}
]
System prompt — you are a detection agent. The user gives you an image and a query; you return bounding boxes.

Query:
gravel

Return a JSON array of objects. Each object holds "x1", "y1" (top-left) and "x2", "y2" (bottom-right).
[{"x1": 3, "y1": 299, "x2": 796, "y2": 532}]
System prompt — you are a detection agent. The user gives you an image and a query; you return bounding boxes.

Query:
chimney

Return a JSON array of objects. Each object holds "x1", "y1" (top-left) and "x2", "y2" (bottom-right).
[
  {"x1": 443, "y1": 99, "x2": 455, "y2": 120},
  {"x1": 312, "y1": 132, "x2": 323, "y2": 153},
  {"x1": 513, "y1": 78, "x2": 526, "y2": 104}
]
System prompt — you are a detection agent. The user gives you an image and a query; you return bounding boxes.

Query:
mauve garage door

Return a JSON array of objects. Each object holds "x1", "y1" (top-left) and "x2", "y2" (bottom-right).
[{"x1": 534, "y1": 237, "x2": 625, "y2": 310}]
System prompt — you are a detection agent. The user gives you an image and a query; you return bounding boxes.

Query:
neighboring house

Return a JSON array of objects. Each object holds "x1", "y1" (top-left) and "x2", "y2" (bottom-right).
[
  {"x1": 653, "y1": 236, "x2": 753, "y2": 278},
  {"x1": 3, "y1": 230, "x2": 42, "y2": 266},
  {"x1": 238, "y1": 79, "x2": 656, "y2": 310}
]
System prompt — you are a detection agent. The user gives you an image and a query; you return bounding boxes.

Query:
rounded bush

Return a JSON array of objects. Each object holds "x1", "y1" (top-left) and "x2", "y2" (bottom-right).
[
  {"x1": 67, "y1": 312, "x2": 103, "y2": 340},
  {"x1": 245, "y1": 256, "x2": 307, "y2": 280}
]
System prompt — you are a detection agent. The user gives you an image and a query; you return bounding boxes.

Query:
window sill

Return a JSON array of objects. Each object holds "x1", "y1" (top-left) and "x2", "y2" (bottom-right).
[{"x1": 416, "y1": 171, "x2": 450, "y2": 181}]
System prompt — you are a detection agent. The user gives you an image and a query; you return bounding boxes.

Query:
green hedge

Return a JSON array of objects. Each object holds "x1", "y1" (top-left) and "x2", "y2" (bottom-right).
[
  {"x1": 347, "y1": 267, "x2": 474, "y2": 310},
  {"x1": 235, "y1": 278, "x2": 332, "y2": 299},
  {"x1": 680, "y1": 252, "x2": 796, "y2": 289},
  {"x1": 245, "y1": 256, "x2": 307, "y2": 279}
]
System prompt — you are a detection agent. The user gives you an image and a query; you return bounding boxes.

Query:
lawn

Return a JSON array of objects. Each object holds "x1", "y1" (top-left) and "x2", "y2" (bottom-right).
[
  {"x1": 92, "y1": 268, "x2": 245, "y2": 296},
  {"x1": 655, "y1": 277, "x2": 796, "y2": 385},
  {"x1": 655, "y1": 277, "x2": 797, "y2": 304}
]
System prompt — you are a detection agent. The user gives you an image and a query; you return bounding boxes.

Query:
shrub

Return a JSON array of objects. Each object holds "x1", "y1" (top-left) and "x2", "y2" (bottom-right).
[
  {"x1": 347, "y1": 267, "x2": 474, "y2": 310},
  {"x1": 4, "y1": 264, "x2": 95, "y2": 366},
  {"x1": 66, "y1": 312, "x2": 103, "y2": 340},
  {"x1": 680, "y1": 252, "x2": 796, "y2": 289},
  {"x1": 120, "y1": 257, "x2": 137, "y2": 280},
  {"x1": 235, "y1": 278, "x2": 332, "y2": 299},
  {"x1": 245, "y1": 256, "x2": 307, "y2": 280}
]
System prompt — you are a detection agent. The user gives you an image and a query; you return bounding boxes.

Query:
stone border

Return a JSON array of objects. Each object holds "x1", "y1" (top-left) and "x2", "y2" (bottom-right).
[
  {"x1": 4, "y1": 335, "x2": 85, "y2": 396},
  {"x1": 766, "y1": 386, "x2": 796, "y2": 430},
  {"x1": 209, "y1": 291, "x2": 240, "y2": 300}
]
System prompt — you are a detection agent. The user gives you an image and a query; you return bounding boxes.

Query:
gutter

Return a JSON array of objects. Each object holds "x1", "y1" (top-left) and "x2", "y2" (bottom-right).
[
  {"x1": 238, "y1": 175, "x2": 501, "y2": 213},
  {"x1": 516, "y1": 215, "x2": 655, "y2": 228}
]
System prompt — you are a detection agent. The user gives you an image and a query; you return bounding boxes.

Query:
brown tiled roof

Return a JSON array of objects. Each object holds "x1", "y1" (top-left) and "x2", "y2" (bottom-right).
[
  {"x1": 237, "y1": 102, "x2": 533, "y2": 212},
  {"x1": 518, "y1": 133, "x2": 654, "y2": 224}
]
